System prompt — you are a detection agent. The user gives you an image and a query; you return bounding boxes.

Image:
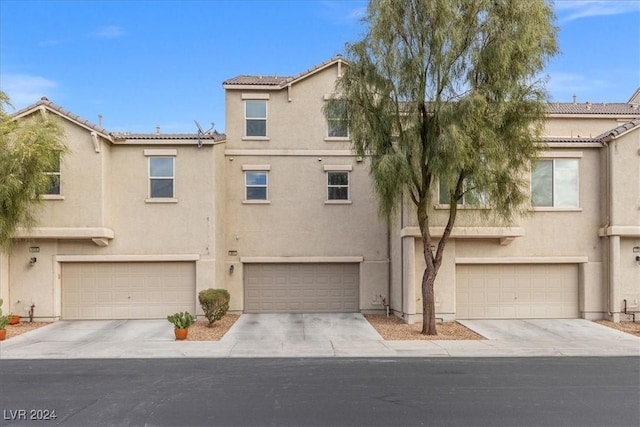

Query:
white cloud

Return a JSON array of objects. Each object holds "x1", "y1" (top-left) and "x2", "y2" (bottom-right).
[
  {"x1": 89, "y1": 25, "x2": 126, "y2": 39},
  {"x1": 319, "y1": 1, "x2": 367, "y2": 25},
  {"x1": 555, "y1": 1, "x2": 640, "y2": 23},
  {"x1": 546, "y1": 71, "x2": 613, "y2": 102},
  {"x1": 0, "y1": 74, "x2": 59, "y2": 108}
]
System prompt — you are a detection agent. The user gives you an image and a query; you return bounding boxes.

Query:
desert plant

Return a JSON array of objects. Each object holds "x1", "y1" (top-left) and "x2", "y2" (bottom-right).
[
  {"x1": 198, "y1": 288, "x2": 230, "y2": 327},
  {"x1": 0, "y1": 299, "x2": 9, "y2": 330},
  {"x1": 166, "y1": 311, "x2": 195, "y2": 329}
]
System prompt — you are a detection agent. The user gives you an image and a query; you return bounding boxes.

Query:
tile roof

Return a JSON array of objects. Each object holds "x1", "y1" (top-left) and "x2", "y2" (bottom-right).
[
  {"x1": 12, "y1": 97, "x2": 226, "y2": 143},
  {"x1": 223, "y1": 75, "x2": 293, "y2": 86},
  {"x1": 595, "y1": 118, "x2": 640, "y2": 141},
  {"x1": 12, "y1": 97, "x2": 111, "y2": 136},
  {"x1": 223, "y1": 55, "x2": 346, "y2": 88},
  {"x1": 546, "y1": 102, "x2": 640, "y2": 115},
  {"x1": 111, "y1": 131, "x2": 225, "y2": 142}
]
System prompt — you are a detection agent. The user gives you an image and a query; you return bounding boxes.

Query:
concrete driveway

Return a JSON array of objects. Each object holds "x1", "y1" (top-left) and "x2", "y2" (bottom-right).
[
  {"x1": 221, "y1": 313, "x2": 382, "y2": 342},
  {"x1": 1, "y1": 315, "x2": 638, "y2": 359}
]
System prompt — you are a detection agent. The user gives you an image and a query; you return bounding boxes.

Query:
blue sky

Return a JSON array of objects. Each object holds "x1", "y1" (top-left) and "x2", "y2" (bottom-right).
[{"x1": 1, "y1": 0, "x2": 639, "y2": 134}]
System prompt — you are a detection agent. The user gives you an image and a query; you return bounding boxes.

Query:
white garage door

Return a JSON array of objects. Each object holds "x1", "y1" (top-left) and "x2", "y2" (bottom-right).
[
  {"x1": 456, "y1": 264, "x2": 578, "y2": 319},
  {"x1": 244, "y1": 263, "x2": 359, "y2": 313},
  {"x1": 62, "y1": 262, "x2": 196, "y2": 320}
]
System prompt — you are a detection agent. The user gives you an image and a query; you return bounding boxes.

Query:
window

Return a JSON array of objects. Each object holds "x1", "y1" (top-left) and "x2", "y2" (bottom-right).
[
  {"x1": 327, "y1": 171, "x2": 349, "y2": 200},
  {"x1": 531, "y1": 159, "x2": 579, "y2": 208},
  {"x1": 44, "y1": 153, "x2": 61, "y2": 195},
  {"x1": 438, "y1": 179, "x2": 488, "y2": 207},
  {"x1": 327, "y1": 101, "x2": 349, "y2": 138},
  {"x1": 149, "y1": 157, "x2": 174, "y2": 198},
  {"x1": 245, "y1": 100, "x2": 267, "y2": 137},
  {"x1": 245, "y1": 171, "x2": 268, "y2": 200}
]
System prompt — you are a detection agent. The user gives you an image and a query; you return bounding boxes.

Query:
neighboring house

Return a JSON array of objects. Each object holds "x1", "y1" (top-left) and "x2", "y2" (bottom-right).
[
  {"x1": 0, "y1": 98, "x2": 226, "y2": 320},
  {"x1": 0, "y1": 57, "x2": 638, "y2": 323}
]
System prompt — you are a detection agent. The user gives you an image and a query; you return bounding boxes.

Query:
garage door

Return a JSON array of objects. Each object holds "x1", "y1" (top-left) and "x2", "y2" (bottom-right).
[
  {"x1": 244, "y1": 263, "x2": 359, "y2": 313},
  {"x1": 62, "y1": 262, "x2": 195, "y2": 320},
  {"x1": 456, "y1": 264, "x2": 578, "y2": 319}
]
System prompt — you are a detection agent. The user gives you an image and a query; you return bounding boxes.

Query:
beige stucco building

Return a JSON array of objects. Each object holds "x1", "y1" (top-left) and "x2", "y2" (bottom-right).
[{"x1": 1, "y1": 57, "x2": 638, "y2": 323}]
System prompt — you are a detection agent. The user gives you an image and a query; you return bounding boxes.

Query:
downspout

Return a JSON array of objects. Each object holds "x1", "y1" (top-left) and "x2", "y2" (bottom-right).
[
  {"x1": 603, "y1": 137, "x2": 613, "y2": 316},
  {"x1": 400, "y1": 195, "x2": 404, "y2": 319}
]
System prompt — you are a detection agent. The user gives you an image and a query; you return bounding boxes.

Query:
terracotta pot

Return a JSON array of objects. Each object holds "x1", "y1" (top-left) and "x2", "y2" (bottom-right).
[
  {"x1": 0, "y1": 329, "x2": 6, "y2": 341},
  {"x1": 9, "y1": 315, "x2": 20, "y2": 325},
  {"x1": 174, "y1": 328, "x2": 188, "y2": 340}
]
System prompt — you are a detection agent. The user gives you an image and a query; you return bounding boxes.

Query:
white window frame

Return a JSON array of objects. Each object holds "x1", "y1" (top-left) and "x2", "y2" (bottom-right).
[
  {"x1": 437, "y1": 179, "x2": 489, "y2": 209},
  {"x1": 144, "y1": 149, "x2": 177, "y2": 203},
  {"x1": 244, "y1": 170, "x2": 269, "y2": 203},
  {"x1": 43, "y1": 153, "x2": 62, "y2": 197},
  {"x1": 531, "y1": 158, "x2": 580, "y2": 210},
  {"x1": 244, "y1": 99, "x2": 268, "y2": 139},
  {"x1": 324, "y1": 97, "x2": 350, "y2": 141},
  {"x1": 324, "y1": 165, "x2": 352, "y2": 204}
]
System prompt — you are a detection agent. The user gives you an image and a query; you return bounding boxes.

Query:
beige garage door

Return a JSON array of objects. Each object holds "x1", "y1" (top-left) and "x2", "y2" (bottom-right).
[
  {"x1": 62, "y1": 262, "x2": 195, "y2": 320},
  {"x1": 244, "y1": 263, "x2": 359, "y2": 313},
  {"x1": 456, "y1": 264, "x2": 578, "y2": 319}
]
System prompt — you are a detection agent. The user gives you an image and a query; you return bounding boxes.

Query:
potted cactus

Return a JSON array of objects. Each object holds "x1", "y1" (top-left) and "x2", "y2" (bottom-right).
[
  {"x1": 0, "y1": 299, "x2": 10, "y2": 341},
  {"x1": 167, "y1": 311, "x2": 195, "y2": 340}
]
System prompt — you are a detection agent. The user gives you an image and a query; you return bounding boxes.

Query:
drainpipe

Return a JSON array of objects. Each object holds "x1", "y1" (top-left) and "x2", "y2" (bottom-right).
[{"x1": 400, "y1": 195, "x2": 404, "y2": 319}]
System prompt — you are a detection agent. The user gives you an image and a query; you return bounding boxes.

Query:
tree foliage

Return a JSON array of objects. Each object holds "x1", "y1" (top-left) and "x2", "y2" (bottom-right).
[
  {"x1": 0, "y1": 92, "x2": 66, "y2": 251},
  {"x1": 326, "y1": 0, "x2": 557, "y2": 334}
]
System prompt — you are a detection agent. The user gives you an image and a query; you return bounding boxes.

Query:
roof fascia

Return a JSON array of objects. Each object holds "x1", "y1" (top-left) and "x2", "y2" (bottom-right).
[
  {"x1": 285, "y1": 58, "x2": 344, "y2": 88},
  {"x1": 13, "y1": 105, "x2": 112, "y2": 140},
  {"x1": 222, "y1": 84, "x2": 283, "y2": 91}
]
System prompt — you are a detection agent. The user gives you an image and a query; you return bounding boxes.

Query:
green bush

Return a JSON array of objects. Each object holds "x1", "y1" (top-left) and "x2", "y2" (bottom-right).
[
  {"x1": 167, "y1": 311, "x2": 195, "y2": 329},
  {"x1": 198, "y1": 288, "x2": 230, "y2": 327},
  {"x1": 0, "y1": 299, "x2": 8, "y2": 330}
]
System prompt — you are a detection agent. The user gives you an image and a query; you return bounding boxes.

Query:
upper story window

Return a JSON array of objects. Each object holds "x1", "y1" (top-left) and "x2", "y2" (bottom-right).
[
  {"x1": 245, "y1": 171, "x2": 268, "y2": 201},
  {"x1": 44, "y1": 153, "x2": 61, "y2": 195},
  {"x1": 438, "y1": 179, "x2": 489, "y2": 207},
  {"x1": 531, "y1": 159, "x2": 579, "y2": 208},
  {"x1": 149, "y1": 157, "x2": 175, "y2": 199},
  {"x1": 325, "y1": 98, "x2": 350, "y2": 139},
  {"x1": 327, "y1": 171, "x2": 349, "y2": 200},
  {"x1": 245, "y1": 100, "x2": 267, "y2": 137}
]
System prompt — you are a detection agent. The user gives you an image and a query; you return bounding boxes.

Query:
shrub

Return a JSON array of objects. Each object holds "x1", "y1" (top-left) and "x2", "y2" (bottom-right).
[
  {"x1": 167, "y1": 311, "x2": 195, "y2": 329},
  {"x1": 198, "y1": 288, "x2": 230, "y2": 327},
  {"x1": 0, "y1": 299, "x2": 8, "y2": 330}
]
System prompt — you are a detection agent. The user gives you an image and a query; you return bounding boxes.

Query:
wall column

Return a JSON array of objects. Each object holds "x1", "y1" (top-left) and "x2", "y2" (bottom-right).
[
  {"x1": 609, "y1": 235, "x2": 621, "y2": 322},
  {"x1": 402, "y1": 236, "x2": 416, "y2": 324}
]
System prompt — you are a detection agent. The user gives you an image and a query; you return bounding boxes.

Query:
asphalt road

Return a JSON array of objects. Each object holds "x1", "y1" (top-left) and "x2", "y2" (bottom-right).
[{"x1": 0, "y1": 357, "x2": 638, "y2": 427}]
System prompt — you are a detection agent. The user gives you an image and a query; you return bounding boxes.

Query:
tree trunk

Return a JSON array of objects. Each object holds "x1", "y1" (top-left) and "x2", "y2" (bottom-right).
[{"x1": 421, "y1": 266, "x2": 437, "y2": 335}]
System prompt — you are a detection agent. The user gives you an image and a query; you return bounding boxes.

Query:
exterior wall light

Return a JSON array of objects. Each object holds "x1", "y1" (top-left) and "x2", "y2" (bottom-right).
[
  {"x1": 229, "y1": 264, "x2": 234, "y2": 274},
  {"x1": 29, "y1": 257, "x2": 37, "y2": 266}
]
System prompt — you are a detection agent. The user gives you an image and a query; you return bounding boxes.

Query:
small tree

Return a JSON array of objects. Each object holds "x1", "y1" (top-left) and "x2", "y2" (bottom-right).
[
  {"x1": 0, "y1": 92, "x2": 66, "y2": 251},
  {"x1": 326, "y1": 0, "x2": 558, "y2": 334},
  {"x1": 198, "y1": 288, "x2": 230, "y2": 327}
]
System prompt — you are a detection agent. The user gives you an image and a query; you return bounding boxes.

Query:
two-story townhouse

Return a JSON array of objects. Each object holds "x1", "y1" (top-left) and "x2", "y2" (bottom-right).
[
  {"x1": 221, "y1": 56, "x2": 390, "y2": 314},
  {"x1": 2, "y1": 58, "x2": 638, "y2": 324},
  {"x1": 0, "y1": 98, "x2": 226, "y2": 320},
  {"x1": 392, "y1": 94, "x2": 640, "y2": 323}
]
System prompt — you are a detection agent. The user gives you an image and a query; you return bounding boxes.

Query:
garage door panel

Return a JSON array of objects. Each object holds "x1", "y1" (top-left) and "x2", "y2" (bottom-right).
[
  {"x1": 244, "y1": 263, "x2": 359, "y2": 313},
  {"x1": 456, "y1": 264, "x2": 578, "y2": 319},
  {"x1": 62, "y1": 262, "x2": 195, "y2": 320}
]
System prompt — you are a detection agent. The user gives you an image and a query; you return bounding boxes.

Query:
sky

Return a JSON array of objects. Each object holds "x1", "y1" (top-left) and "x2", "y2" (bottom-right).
[{"x1": 1, "y1": 0, "x2": 639, "y2": 134}]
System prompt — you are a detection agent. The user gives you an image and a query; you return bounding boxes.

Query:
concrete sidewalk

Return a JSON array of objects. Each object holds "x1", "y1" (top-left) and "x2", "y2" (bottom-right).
[{"x1": 1, "y1": 316, "x2": 638, "y2": 359}]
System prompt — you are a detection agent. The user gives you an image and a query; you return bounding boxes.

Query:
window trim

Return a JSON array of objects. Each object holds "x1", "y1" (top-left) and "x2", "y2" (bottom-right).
[
  {"x1": 436, "y1": 179, "x2": 490, "y2": 210},
  {"x1": 325, "y1": 170, "x2": 350, "y2": 203},
  {"x1": 530, "y1": 158, "x2": 580, "y2": 211},
  {"x1": 244, "y1": 170, "x2": 269, "y2": 203},
  {"x1": 244, "y1": 99, "x2": 268, "y2": 139},
  {"x1": 43, "y1": 152, "x2": 62, "y2": 197},
  {"x1": 147, "y1": 156, "x2": 176, "y2": 201}
]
